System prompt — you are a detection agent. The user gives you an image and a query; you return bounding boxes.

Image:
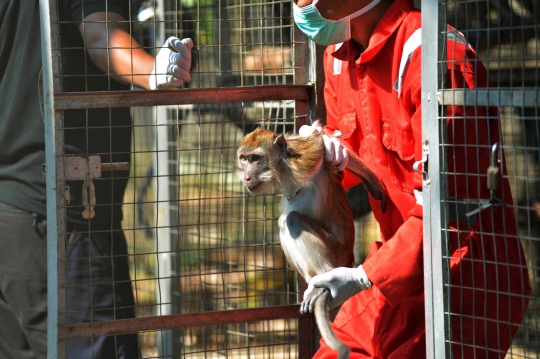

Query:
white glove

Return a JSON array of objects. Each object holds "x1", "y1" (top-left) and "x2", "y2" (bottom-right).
[
  {"x1": 298, "y1": 122, "x2": 323, "y2": 136},
  {"x1": 304, "y1": 265, "x2": 372, "y2": 310},
  {"x1": 149, "y1": 37, "x2": 193, "y2": 90},
  {"x1": 298, "y1": 122, "x2": 349, "y2": 170},
  {"x1": 322, "y1": 134, "x2": 349, "y2": 170}
]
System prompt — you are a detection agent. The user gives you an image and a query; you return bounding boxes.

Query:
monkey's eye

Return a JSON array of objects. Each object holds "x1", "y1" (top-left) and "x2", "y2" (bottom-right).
[{"x1": 239, "y1": 154, "x2": 261, "y2": 163}]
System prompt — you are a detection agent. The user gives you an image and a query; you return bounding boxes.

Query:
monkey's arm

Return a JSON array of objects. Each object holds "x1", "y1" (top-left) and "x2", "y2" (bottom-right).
[
  {"x1": 345, "y1": 150, "x2": 387, "y2": 213},
  {"x1": 278, "y1": 214, "x2": 339, "y2": 313},
  {"x1": 299, "y1": 122, "x2": 387, "y2": 211},
  {"x1": 278, "y1": 212, "x2": 353, "y2": 283},
  {"x1": 318, "y1": 127, "x2": 388, "y2": 212},
  {"x1": 279, "y1": 210, "x2": 354, "y2": 359}
]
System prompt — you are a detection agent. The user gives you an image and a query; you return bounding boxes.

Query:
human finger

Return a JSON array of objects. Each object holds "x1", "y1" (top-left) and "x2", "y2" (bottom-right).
[
  {"x1": 322, "y1": 134, "x2": 335, "y2": 162},
  {"x1": 168, "y1": 62, "x2": 191, "y2": 83},
  {"x1": 335, "y1": 146, "x2": 349, "y2": 171},
  {"x1": 299, "y1": 124, "x2": 322, "y2": 137},
  {"x1": 168, "y1": 37, "x2": 193, "y2": 61}
]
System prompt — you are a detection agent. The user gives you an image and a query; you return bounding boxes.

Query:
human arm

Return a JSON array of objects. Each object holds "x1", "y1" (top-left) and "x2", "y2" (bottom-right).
[
  {"x1": 360, "y1": 69, "x2": 425, "y2": 305},
  {"x1": 79, "y1": 11, "x2": 192, "y2": 90},
  {"x1": 307, "y1": 43, "x2": 425, "y2": 306}
]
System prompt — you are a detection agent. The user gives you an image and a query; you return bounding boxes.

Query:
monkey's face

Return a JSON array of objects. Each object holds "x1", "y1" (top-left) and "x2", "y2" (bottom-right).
[
  {"x1": 237, "y1": 149, "x2": 277, "y2": 194},
  {"x1": 237, "y1": 128, "x2": 281, "y2": 195}
]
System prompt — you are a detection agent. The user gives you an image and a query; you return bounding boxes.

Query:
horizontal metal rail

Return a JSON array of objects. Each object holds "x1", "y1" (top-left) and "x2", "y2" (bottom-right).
[
  {"x1": 58, "y1": 304, "x2": 305, "y2": 341},
  {"x1": 438, "y1": 88, "x2": 539, "y2": 108},
  {"x1": 54, "y1": 85, "x2": 311, "y2": 109},
  {"x1": 101, "y1": 162, "x2": 130, "y2": 171}
]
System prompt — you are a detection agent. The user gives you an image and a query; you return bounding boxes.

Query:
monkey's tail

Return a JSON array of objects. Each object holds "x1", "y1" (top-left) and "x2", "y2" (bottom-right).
[{"x1": 314, "y1": 290, "x2": 350, "y2": 359}]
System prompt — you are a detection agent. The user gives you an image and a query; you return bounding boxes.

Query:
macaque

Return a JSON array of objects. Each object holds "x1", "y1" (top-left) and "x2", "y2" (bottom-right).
[{"x1": 236, "y1": 125, "x2": 387, "y2": 359}]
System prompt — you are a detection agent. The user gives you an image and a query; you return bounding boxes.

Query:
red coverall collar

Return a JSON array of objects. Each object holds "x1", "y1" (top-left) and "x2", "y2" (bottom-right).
[{"x1": 331, "y1": 0, "x2": 415, "y2": 63}]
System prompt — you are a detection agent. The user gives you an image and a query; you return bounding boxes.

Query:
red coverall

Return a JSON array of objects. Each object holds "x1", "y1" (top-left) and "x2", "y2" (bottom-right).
[{"x1": 314, "y1": 0, "x2": 531, "y2": 358}]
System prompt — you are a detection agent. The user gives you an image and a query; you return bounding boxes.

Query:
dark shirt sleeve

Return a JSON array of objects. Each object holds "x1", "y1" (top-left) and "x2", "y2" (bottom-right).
[{"x1": 67, "y1": 0, "x2": 130, "y2": 22}]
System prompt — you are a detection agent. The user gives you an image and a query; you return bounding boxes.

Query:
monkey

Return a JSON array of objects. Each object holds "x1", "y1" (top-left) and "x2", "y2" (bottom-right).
[{"x1": 236, "y1": 124, "x2": 387, "y2": 359}]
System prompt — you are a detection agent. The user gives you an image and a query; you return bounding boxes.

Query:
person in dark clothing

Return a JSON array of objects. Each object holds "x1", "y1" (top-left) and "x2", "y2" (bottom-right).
[{"x1": 0, "y1": 0, "x2": 193, "y2": 358}]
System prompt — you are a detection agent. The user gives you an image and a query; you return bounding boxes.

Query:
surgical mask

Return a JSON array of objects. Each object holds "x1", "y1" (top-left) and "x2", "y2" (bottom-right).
[{"x1": 293, "y1": 0, "x2": 381, "y2": 46}]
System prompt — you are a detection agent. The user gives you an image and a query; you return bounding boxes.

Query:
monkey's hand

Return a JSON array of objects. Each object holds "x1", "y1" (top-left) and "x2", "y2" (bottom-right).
[
  {"x1": 302, "y1": 266, "x2": 372, "y2": 312},
  {"x1": 149, "y1": 37, "x2": 193, "y2": 90},
  {"x1": 300, "y1": 286, "x2": 327, "y2": 314}
]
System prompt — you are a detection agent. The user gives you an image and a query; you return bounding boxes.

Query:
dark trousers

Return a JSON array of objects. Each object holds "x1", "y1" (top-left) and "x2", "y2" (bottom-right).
[
  {"x1": 0, "y1": 202, "x2": 139, "y2": 359},
  {"x1": 66, "y1": 229, "x2": 140, "y2": 358},
  {"x1": 0, "y1": 202, "x2": 48, "y2": 359}
]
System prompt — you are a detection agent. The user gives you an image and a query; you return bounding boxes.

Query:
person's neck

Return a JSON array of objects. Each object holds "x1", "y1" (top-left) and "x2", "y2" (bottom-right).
[{"x1": 350, "y1": 0, "x2": 394, "y2": 49}]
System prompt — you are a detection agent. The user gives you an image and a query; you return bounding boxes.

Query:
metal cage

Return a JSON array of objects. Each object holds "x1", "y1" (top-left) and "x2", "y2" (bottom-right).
[
  {"x1": 423, "y1": 1, "x2": 539, "y2": 358},
  {"x1": 40, "y1": 0, "x2": 321, "y2": 358},
  {"x1": 40, "y1": 0, "x2": 540, "y2": 358}
]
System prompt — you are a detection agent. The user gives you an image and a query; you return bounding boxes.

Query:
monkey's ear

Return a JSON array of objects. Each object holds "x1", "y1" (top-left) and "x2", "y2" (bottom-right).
[{"x1": 273, "y1": 134, "x2": 287, "y2": 153}]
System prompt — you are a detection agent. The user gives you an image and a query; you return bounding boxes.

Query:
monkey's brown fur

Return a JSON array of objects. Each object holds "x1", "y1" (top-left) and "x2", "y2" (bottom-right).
[{"x1": 237, "y1": 127, "x2": 387, "y2": 359}]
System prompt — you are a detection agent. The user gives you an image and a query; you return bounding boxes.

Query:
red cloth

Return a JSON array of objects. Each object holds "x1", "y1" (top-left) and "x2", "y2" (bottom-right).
[{"x1": 314, "y1": 0, "x2": 531, "y2": 358}]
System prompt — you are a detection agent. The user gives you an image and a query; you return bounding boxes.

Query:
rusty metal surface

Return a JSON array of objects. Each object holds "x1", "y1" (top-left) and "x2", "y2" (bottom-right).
[
  {"x1": 298, "y1": 314, "x2": 316, "y2": 359},
  {"x1": 64, "y1": 156, "x2": 101, "y2": 180},
  {"x1": 101, "y1": 162, "x2": 130, "y2": 172},
  {"x1": 58, "y1": 305, "x2": 306, "y2": 341},
  {"x1": 54, "y1": 85, "x2": 311, "y2": 110}
]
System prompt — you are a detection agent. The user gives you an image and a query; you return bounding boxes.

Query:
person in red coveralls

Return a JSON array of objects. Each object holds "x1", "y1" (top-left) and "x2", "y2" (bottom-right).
[{"x1": 294, "y1": 0, "x2": 531, "y2": 358}]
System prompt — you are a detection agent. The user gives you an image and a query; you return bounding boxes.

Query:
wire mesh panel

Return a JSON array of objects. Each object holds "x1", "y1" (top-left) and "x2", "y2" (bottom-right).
[
  {"x1": 142, "y1": 0, "x2": 295, "y2": 89},
  {"x1": 424, "y1": 0, "x2": 539, "y2": 358},
  {"x1": 127, "y1": 102, "x2": 302, "y2": 358},
  {"x1": 124, "y1": 102, "x2": 304, "y2": 353},
  {"x1": 40, "y1": 0, "x2": 316, "y2": 358}
]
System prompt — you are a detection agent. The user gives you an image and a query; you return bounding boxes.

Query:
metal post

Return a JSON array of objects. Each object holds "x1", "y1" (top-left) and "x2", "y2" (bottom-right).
[
  {"x1": 40, "y1": 0, "x2": 67, "y2": 357},
  {"x1": 40, "y1": 1, "x2": 58, "y2": 358},
  {"x1": 153, "y1": 1, "x2": 174, "y2": 356},
  {"x1": 421, "y1": 0, "x2": 447, "y2": 358},
  {"x1": 154, "y1": 108, "x2": 173, "y2": 356},
  {"x1": 293, "y1": 25, "x2": 312, "y2": 130}
]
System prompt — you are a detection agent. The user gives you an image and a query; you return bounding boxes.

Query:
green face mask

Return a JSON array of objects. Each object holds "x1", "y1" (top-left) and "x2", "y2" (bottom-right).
[{"x1": 293, "y1": 0, "x2": 381, "y2": 46}]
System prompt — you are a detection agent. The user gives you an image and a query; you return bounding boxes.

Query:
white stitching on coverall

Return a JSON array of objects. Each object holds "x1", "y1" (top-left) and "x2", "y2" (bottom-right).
[
  {"x1": 394, "y1": 28, "x2": 422, "y2": 98},
  {"x1": 333, "y1": 42, "x2": 344, "y2": 75},
  {"x1": 393, "y1": 27, "x2": 472, "y2": 98}
]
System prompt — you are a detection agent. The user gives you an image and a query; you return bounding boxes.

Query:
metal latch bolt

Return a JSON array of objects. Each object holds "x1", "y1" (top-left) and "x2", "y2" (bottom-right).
[{"x1": 64, "y1": 156, "x2": 130, "y2": 219}]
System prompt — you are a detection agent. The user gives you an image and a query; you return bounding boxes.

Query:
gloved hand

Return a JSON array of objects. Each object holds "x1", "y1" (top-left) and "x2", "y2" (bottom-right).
[
  {"x1": 149, "y1": 36, "x2": 193, "y2": 90},
  {"x1": 299, "y1": 121, "x2": 349, "y2": 170},
  {"x1": 298, "y1": 121, "x2": 323, "y2": 136},
  {"x1": 304, "y1": 265, "x2": 372, "y2": 310}
]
